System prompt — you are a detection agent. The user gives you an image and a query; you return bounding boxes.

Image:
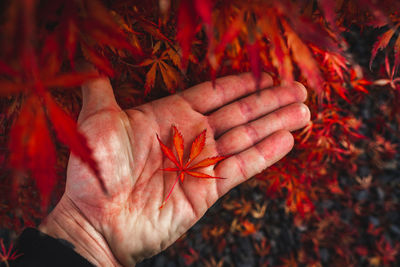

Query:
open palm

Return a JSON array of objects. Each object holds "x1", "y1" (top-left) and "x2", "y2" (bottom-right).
[{"x1": 40, "y1": 72, "x2": 310, "y2": 266}]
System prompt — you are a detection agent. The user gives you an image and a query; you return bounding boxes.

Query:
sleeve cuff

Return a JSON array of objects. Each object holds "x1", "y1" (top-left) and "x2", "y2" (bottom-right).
[{"x1": 11, "y1": 228, "x2": 95, "y2": 267}]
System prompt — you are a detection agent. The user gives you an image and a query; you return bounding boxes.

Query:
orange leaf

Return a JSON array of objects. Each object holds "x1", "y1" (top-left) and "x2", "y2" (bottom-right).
[
  {"x1": 144, "y1": 63, "x2": 157, "y2": 95},
  {"x1": 214, "y1": 13, "x2": 243, "y2": 55},
  {"x1": 185, "y1": 171, "x2": 226, "y2": 179},
  {"x1": 283, "y1": 20, "x2": 324, "y2": 95},
  {"x1": 157, "y1": 126, "x2": 228, "y2": 208},
  {"x1": 260, "y1": 15, "x2": 293, "y2": 82},
  {"x1": 156, "y1": 133, "x2": 180, "y2": 168},
  {"x1": 187, "y1": 129, "x2": 206, "y2": 166},
  {"x1": 188, "y1": 156, "x2": 227, "y2": 169},
  {"x1": 139, "y1": 19, "x2": 172, "y2": 44},
  {"x1": 179, "y1": 172, "x2": 185, "y2": 182},
  {"x1": 172, "y1": 125, "x2": 184, "y2": 165},
  {"x1": 158, "y1": 61, "x2": 180, "y2": 93}
]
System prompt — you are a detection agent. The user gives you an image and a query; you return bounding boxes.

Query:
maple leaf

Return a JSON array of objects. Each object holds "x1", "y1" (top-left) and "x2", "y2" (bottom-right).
[
  {"x1": 259, "y1": 14, "x2": 293, "y2": 83},
  {"x1": 49, "y1": 0, "x2": 143, "y2": 75},
  {"x1": 141, "y1": 49, "x2": 182, "y2": 95},
  {"x1": 156, "y1": 126, "x2": 228, "y2": 209},
  {"x1": 0, "y1": 238, "x2": 21, "y2": 266},
  {"x1": 2, "y1": 40, "x2": 103, "y2": 210},
  {"x1": 376, "y1": 236, "x2": 399, "y2": 265},
  {"x1": 369, "y1": 23, "x2": 400, "y2": 69},
  {"x1": 9, "y1": 95, "x2": 57, "y2": 211},
  {"x1": 282, "y1": 20, "x2": 324, "y2": 98}
]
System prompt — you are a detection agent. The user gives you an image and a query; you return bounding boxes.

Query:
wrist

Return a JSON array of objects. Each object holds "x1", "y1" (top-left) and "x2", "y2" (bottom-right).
[{"x1": 39, "y1": 195, "x2": 123, "y2": 267}]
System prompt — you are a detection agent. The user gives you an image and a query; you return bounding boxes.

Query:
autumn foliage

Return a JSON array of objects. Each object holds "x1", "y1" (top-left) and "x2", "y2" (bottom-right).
[
  {"x1": 157, "y1": 126, "x2": 228, "y2": 209},
  {"x1": 1, "y1": 0, "x2": 400, "y2": 265}
]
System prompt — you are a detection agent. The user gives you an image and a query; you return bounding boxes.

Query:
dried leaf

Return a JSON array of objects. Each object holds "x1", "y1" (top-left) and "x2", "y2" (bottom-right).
[
  {"x1": 158, "y1": 60, "x2": 180, "y2": 93},
  {"x1": 144, "y1": 63, "x2": 157, "y2": 95}
]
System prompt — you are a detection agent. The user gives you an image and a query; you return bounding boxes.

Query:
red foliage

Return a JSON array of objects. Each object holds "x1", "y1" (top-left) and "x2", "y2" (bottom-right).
[
  {"x1": 0, "y1": 238, "x2": 21, "y2": 266},
  {"x1": 1, "y1": 0, "x2": 400, "y2": 265},
  {"x1": 157, "y1": 125, "x2": 228, "y2": 208}
]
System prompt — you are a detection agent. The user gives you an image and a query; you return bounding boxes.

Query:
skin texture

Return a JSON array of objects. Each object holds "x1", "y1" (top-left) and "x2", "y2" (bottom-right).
[{"x1": 39, "y1": 70, "x2": 310, "y2": 266}]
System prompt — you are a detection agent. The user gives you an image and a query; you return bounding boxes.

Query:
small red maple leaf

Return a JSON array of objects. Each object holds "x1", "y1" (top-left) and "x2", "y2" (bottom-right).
[
  {"x1": 157, "y1": 125, "x2": 228, "y2": 209},
  {"x1": 0, "y1": 238, "x2": 21, "y2": 265}
]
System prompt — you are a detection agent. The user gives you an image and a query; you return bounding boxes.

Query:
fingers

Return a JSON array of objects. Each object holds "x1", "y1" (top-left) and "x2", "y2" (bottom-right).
[
  {"x1": 208, "y1": 82, "x2": 307, "y2": 137},
  {"x1": 215, "y1": 130, "x2": 294, "y2": 197},
  {"x1": 179, "y1": 73, "x2": 273, "y2": 114},
  {"x1": 216, "y1": 103, "x2": 310, "y2": 155},
  {"x1": 78, "y1": 63, "x2": 120, "y2": 123}
]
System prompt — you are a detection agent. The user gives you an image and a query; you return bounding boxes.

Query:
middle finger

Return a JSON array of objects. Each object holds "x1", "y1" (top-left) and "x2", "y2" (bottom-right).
[
  {"x1": 208, "y1": 82, "x2": 307, "y2": 138},
  {"x1": 215, "y1": 103, "x2": 310, "y2": 155}
]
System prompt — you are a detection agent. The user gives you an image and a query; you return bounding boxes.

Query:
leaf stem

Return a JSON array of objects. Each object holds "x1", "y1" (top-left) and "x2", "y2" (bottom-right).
[{"x1": 159, "y1": 174, "x2": 180, "y2": 209}]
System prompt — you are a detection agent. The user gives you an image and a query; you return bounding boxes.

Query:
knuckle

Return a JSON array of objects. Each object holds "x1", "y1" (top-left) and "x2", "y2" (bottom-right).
[
  {"x1": 296, "y1": 103, "x2": 311, "y2": 121},
  {"x1": 293, "y1": 81, "x2": 308, "y2": 102}
]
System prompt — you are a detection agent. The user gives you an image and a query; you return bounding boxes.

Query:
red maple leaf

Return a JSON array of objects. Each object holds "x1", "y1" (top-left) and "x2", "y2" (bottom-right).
[
  {"x1": 0, "y1": 238, "x2": 21, "y2": 265},
  {"x1": 176, "y1": 0, "x2": 213, "y2": 70},
  {"x1": 157, "y1": 126, "x2": 228, "y2": 209}
]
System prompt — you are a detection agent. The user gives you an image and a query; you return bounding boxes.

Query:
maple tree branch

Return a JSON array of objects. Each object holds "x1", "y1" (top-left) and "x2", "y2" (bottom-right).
[{"x1": 38, "y1": 196, "x2": 125, "y2": 267}]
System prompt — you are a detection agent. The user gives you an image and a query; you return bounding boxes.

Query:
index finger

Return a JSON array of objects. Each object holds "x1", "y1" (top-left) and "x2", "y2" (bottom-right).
[{"x1": 179, "y1": 73, "x2": 273, "y2": 114}]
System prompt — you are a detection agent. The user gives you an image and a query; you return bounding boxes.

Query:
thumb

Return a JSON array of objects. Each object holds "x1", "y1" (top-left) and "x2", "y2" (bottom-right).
[{"x1": 77, "y1": 62, "x2": 121, "y2": 123}]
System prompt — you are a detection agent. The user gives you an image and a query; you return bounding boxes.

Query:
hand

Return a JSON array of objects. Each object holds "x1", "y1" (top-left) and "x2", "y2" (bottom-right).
[{"x1": 39, "y1": 69, "x2": 310, "y2": 266}]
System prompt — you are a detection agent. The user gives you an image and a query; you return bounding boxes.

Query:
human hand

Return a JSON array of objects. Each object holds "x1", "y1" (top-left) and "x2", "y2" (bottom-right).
[{"x1": 39, "y1": 69, "x2": 310, "y2": 266}]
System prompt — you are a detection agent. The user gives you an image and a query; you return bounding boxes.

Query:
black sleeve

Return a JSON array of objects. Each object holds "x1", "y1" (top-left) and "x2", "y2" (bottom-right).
[{"x1": 10, "y1": 228, "x2": 96, "y2": 267}]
